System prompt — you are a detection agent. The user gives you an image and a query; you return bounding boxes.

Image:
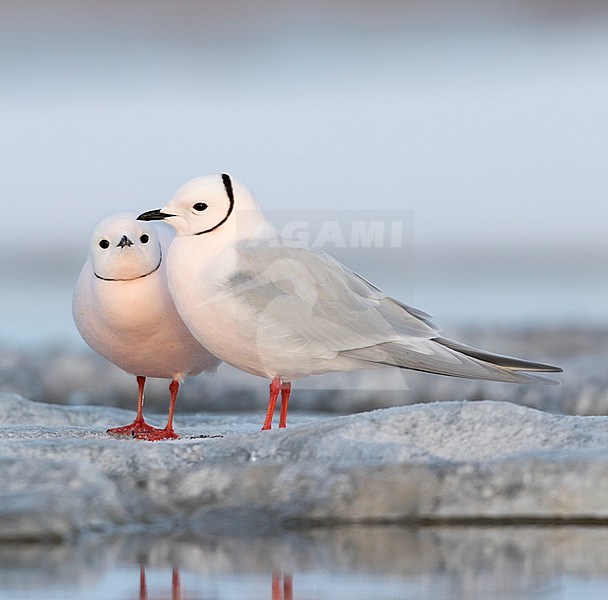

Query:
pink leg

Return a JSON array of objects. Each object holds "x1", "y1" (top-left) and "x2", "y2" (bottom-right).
[
  {"x1": 262, "y1": 377, "x2": 281, "y2": 430},
  {"x1": 107, "y1": 376, "x2": 155, "y2": 435},
  {"x1": 272, "y1": 571, "x2": 281, "y2": 600},
  {"x1": 278, "y1": 381, "x2": 291, "y2": 428},
  {"x1": 139, "y1": 563, "x2": 147, "y2": 600},
  {"x1": 135, "y1": 379, "x2": 180, "y2": 441},
  {"x1": 172, "y1": 567, "x2": 180, "y2": 600},
  {"x1": 284, "y1": 572, "x2": 293, "y2": 600}
]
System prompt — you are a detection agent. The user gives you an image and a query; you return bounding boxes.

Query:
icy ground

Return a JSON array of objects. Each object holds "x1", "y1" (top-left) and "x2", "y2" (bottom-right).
[
  {"x1": 1, "y1": 325, "x2": 607, "y2": 542},
  {"x1": 2, "y1": 393, "x2": 608, "y2": 541}
]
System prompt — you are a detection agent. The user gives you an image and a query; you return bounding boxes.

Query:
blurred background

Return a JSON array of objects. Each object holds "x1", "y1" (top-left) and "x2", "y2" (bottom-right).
[{"x1": 1, "y1": 0, "x2": 608, "y2": 415}]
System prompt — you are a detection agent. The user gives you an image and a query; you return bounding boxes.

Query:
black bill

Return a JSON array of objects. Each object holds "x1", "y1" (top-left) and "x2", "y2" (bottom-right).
[{"x1": 137, "y1": 209, "x2": 174, "y2": 221}]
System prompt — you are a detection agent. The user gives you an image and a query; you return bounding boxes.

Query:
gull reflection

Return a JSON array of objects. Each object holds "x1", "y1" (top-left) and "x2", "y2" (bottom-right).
[
  {"x1": 272, "y1": 571, "x2": 293, "y2": 600},
  {"x1": 135, "y1": 563, "x2": 293, "y2": 600},
  {"x1": 137, "y1": 564, "x2": 181, "y2": 600}
]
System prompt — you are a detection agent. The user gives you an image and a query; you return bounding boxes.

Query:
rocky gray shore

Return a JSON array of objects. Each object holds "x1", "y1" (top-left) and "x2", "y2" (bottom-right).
[{"x1": 2, "y1": 393, "x2": 608, "y2": 541}]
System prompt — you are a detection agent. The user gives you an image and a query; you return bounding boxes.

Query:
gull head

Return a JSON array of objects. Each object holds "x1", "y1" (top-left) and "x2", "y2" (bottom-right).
[
  {"x1": 90, "y1": 211, "x2": 162, "y2": 281},
  {"x1": 138, "y1": 173, "x2": 267, "y2": 241}
]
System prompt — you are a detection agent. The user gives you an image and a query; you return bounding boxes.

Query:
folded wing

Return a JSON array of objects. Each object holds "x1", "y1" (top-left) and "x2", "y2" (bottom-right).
[{"x1": 231, "y1": 239, "x2": 562, "y2": 384}]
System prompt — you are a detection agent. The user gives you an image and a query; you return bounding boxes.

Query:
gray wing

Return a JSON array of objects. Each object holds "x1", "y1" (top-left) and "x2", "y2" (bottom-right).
[
  {"x1": 230, "y1": 239, "x2": 562, "y2": 384},
  {"x1": 231, "y1": 238, "x2": 437, "y2": 346}
]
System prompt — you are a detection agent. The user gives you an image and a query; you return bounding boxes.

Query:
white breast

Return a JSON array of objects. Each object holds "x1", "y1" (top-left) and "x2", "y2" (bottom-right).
[
  {"x1": 165, "y1": 237, "x2": 271, "y2": 377},
  {"x1": 73, "y1": 260, "x2": 218, "y2": 379}
]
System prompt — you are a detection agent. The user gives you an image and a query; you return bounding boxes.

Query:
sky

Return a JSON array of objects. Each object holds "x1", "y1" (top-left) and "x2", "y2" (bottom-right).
[{"x1": 2, "y1": 1, "x2": 608, "y2": 343}]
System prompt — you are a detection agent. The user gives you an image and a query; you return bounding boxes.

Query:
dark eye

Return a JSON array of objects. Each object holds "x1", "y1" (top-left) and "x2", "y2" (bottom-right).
[
  {"x1": 99, "y1": 239, "x2": 110, "y2": 249},
  {"x1": 140, "y1": 234, "x2": 149, "y2": 244},
  {"x1": 193, "y1": 202, "x2": 208, "y2": 212}
]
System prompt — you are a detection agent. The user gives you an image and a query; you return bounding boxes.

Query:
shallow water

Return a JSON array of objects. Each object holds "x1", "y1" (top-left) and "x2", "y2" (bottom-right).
[{"x1": 2, "y1": 525, "x2": 608, "y2": 599}]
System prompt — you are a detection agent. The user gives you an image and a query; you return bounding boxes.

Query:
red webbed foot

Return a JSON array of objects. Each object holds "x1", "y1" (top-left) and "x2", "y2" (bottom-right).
[
  {"x1": 107, "y1": 418, "x2": 155, "y2": 436},
  {"x1": 134, "y1": 427, "x2": 179, "y2": 442}
]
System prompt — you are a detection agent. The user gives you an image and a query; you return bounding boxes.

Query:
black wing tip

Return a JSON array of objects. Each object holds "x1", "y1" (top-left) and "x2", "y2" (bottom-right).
[
  {"x1": 434, "y1": 337, "x2": 563, "y2": 374},
  {"x1": 540, "y1": 365, "x2": 564, "y2": 374}
]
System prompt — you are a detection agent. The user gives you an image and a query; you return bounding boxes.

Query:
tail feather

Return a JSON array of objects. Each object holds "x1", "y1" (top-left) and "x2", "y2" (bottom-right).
[{"x1": 339, "y1": 337, "x2": 562, "y2": 385}]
